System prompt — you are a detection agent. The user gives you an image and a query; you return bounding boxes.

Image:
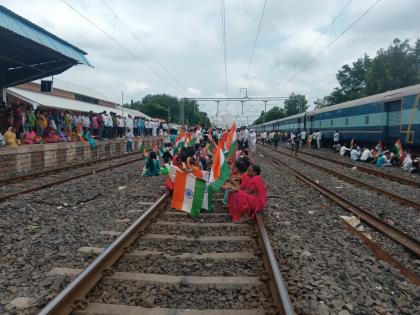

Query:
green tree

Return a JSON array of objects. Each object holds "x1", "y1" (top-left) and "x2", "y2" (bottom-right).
[
  {"x1": 125, "y1": 94, "x2": 210, "y2": 126},
  {"x1": 413, "y1": 38, "x2": 420, "y2": 81},
  {"x1": 284, "y1": 93, "x2": 308, "y2": 116},
  {"x1": 365, "y1": 38, "x2": 418, "y2": 95},
  {"x1": 252, "y1": 106, "x2": 285, "y2": 124},
  {"x1": 334, "y1": 54, "x2": 371, "y2": 102},
  {"x1": 314, "y1": 97, "x2": 333, "y2": 109},
  {"x1": 313, "y1": 38, "x2": 420, "y2": 108}
]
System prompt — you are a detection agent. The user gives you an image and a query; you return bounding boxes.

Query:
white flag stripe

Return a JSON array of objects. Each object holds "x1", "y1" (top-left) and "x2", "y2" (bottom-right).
[{"x1": 181, "y1": 174, "x2": 196, "y2": 212}]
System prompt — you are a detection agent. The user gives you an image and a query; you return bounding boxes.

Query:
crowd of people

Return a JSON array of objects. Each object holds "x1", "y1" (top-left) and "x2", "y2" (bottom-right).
[
  {"x1": 258, "y1": 128, "x2": 420, "y2": 174},
  {"x1": 335, "y1": 141, "x2": 420, "y2": 173},
  {"x1": 144, "y1": 125, "x2": 267, "y2": 223},
  {"x1": 0, "y1": 101, "x2": 179, "y2": 148}
]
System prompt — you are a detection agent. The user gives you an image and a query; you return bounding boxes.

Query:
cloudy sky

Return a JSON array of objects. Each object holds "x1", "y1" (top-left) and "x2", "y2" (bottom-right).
[{"x1": 2, "y1": 0, "x2": 420, "y2": 124}]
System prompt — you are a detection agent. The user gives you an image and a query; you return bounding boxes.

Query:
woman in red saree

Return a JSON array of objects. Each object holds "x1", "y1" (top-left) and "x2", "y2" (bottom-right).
[{"x1": 228, "y1": 164, "x2": 267, "y2": 222}]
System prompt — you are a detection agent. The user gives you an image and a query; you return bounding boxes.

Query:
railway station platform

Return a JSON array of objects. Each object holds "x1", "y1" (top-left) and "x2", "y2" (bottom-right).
[{"x1": 0, "y1": 136, "x2": 163, "y2": 180}]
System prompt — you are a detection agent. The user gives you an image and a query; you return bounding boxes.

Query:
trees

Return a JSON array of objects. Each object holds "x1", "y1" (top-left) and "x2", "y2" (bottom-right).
[
  {"x1": 365, "y1": 39, "x2": 418, "y2": 95},
  {"x1": 316, "y1": 38, "x2": 420, "y2": 108},
  {"x1": 284, "y1": 93, "x2": 308, "y2": 116},
  {"x1": 252, "y1": 93, "x2": 307, "y2": 124},
  {"x1": 252, "y1": 106, "x2": 285, "y2": 124},
  {"x1": 126, "y1": 94, "x2": 210, "y2": 126}
]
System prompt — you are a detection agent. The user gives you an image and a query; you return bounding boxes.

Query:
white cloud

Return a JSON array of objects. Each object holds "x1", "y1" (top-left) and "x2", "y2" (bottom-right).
[
  {"x1": 1, "y1": 0, "x2": 419, "y2": 121},
  {"x1": 125, "y1": 81, "x2": 150, "y2": 93},
  {"x1": 186, "y1": 87, "x2": 201, "y2": 97}
]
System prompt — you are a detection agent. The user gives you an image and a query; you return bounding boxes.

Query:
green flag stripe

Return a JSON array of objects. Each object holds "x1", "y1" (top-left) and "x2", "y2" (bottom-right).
[
  {"x1": 209, "y1": 160, "x2": 230, "y2": 192},
  {"x1": 191, "y1": 178, "x2": 206, "y2": 217}
]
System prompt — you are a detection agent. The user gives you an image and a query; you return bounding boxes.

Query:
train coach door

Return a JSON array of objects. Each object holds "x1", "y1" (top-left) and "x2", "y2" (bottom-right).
[{"x1": 385, "y1": 99, "x2": 402, "y2": 139}]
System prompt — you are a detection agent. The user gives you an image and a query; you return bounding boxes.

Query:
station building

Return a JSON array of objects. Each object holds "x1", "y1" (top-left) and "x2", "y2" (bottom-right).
[{"x1": 0, "y1": 5, "x2": 159, "y2": 180}]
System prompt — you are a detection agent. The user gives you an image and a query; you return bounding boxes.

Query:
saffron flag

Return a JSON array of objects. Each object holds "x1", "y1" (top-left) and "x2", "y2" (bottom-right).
[
  {"x1": 209, "y1": 142, "x2": 230, "y2": 192},
  {"x1": 393, "y1": 138, "x2": 405, "y2": 161},
  {"x1": 225, "y1": 123, "x2": 237, "y2": 159},
  {"x1": 140, "y1": 142, "x2": 147, "y2": 158},
  {"x1": 170, "y1": 171, "x2": 208, "y2": 216},
  {"x1": 153, "y1": 141, "x2": 158, "y2": 153}
]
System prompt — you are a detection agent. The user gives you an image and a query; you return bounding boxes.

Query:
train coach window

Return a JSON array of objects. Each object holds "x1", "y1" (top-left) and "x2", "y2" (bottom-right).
[
  {"x1": 330, "y1": 120, "x2": 333, "y2": 126},
  {"x1": 365, "y1": 115, "x2": 369, "y2": 124},
  {"x1": 319, "y1": 121, "x2": 322, "y2": 127},
  {"x1": 345, "y1": 117, "x2": 349, "y2": 126}
]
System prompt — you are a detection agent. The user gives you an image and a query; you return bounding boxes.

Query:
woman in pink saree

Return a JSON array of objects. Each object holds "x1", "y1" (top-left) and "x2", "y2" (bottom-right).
[{"x1": 228, "y1": 164, "x2": 267, "y2": 222}]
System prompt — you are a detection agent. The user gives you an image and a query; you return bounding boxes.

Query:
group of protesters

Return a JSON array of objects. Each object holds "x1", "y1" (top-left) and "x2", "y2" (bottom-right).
[
  {"x1": 0, "y1": 101, "x2": 180, "y2": 148},
  {"x1": 143, "y1": 125, "x2": 267, "y2": 223},
  {"x1": 257, "y1": 127, "x2": 419, "y2": 174},
  {"x1": 335, "y1": 140, "x2": 420, "y2": 173}
]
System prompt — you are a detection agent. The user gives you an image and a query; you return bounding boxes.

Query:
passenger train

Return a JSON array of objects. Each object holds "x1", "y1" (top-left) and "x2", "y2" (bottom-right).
[{"x1": 250, "y1": 84, "x2": 420, "y2": 146}]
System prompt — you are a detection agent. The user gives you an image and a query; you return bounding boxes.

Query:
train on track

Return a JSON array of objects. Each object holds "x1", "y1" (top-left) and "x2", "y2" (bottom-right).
[{"x1": 250, "y1": 84, "x2": 420, "y2": 146}]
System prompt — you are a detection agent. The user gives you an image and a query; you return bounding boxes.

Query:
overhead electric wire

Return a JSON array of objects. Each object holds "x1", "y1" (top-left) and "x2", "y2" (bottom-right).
[
  {"x1": 101, "y1": 0, "x2": 189, "y2": 95},
  {"x1": 221, "y1": 0, "x2": 229, "y2": 104},
  {"x1": 271, "y1": 0, "x2": 382, "y2": 96},
  {"x1": 61, "y1": 0, "x2": 184, "y2": 96},
  {"x1": 268, "y1": 0, "x2": 353, "y2": 95},
  {"x1": 244, "y1": 0, "x2": 268, "y2": 85}
]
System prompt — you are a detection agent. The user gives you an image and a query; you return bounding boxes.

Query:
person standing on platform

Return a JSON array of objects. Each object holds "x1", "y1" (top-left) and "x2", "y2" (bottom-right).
[
  {"x1": 125, "y1": 128, "x2": 133, "y2": 153},
  {"x1": 152, "y1": 120, "x2": 158, "y2": 137},
  {"x1": 92, "y1": 114, "x2": 99, "y2": 137},
  {"x1": 126, "y1": 115, "x2": 133, "y2": 137}
]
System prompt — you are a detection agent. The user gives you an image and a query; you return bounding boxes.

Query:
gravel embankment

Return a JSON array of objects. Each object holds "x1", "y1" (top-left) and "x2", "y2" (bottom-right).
[
  {"x1": 0, "y1": 160, "x2": 165, "y2": 314},
  {"x1": 262, "y1": 147, "x2": 420, "y2": 278},
  {"x1": 253, "y1": 150, "x2": 419, "y2": 315},
  {"x1": 274, "y1": 146, "x2": 420, "y2": 202},
  {"x1": 279, "y1": 143, "x2": 420, "y2": 183},
  {"x1": 0, "y1": 153, "x2": 143, "y2": 198}
]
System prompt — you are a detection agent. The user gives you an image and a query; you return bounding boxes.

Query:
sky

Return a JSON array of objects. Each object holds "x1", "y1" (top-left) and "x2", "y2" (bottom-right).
[{"x1": 2, "y1": 0, "x2": 420, "y2": 125}]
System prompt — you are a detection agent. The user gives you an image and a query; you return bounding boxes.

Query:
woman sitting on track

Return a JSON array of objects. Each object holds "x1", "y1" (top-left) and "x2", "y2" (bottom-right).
[
  {"x1": 227, "y1": 164, "x2": 267, "y2": 223},
  {"x1": 144, "y1": 151, "x2": 161, "y2": 177}
]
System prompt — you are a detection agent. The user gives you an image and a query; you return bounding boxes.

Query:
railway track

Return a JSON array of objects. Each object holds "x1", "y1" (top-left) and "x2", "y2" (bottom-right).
[
  {"x1": 0, "y1": 153, "x2": 145, "y2": 203},
  {"x1": 260, "y1": 147, "x2": 420, "y2": 285},
  {"x1": 276, "y1": 144, "x2": 420, "y2": 188},
  {"x1": 265, "y1": 145, "x2": 420, "y2": 210},
  {"x1": 39, "y1": 192, "x2": 294, "y2": 315}
]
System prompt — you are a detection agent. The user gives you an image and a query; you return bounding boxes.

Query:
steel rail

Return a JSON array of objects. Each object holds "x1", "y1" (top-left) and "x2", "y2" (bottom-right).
[
  {"x1": 0, "y1": 151, "x2": 141, "y2": 186},
  {"x1": 255, "y1": 214, "x2": 295, "y2": 315},
  {"x1": 0, "y1": 156, "x2": 144, "y2": 203},
  {"x1": 277, "y1": 144, "x2": 420, "y2": 188},
  {"x1": 260, "y1": 148, "x2": 420, "y2": 257},
  {"x1": 38, "y1": 192, "x2": 170, "y2": 315},
  {"x1": 267, "y1": 146, "x2": 420, "y2": 210}
]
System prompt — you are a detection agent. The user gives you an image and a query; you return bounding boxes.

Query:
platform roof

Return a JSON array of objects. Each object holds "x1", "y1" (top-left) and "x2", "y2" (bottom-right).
[
  {"x1": 7, "y1": 87, "x2": 152, "y2": 119},
  {"x1": 0, "y1": 5, "x2": 92, "y2": 88}
]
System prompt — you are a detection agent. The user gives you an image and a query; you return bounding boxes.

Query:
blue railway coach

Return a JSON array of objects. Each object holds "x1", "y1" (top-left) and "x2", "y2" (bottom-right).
[{"x1": 250, "y1": 84, "x2": 420, "y2": 146}]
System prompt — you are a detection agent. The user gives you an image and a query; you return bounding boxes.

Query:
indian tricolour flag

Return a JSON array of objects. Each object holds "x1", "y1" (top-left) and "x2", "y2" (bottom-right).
[
  {"x1": 170, "y1": 171, "x2": 209, "y2": 216},
  {"x1": 174, "y1": 131, "x2": 186, "y2": 154},
  {"x1": 209, "y1": 142, "x2": 230, "y2": 192},
  {"x1": 393, "y1": 138, "x2": 405, "y2": 161},
  {"x1": 140, "y1": 142, "x2": 148, "y2": 159}
]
